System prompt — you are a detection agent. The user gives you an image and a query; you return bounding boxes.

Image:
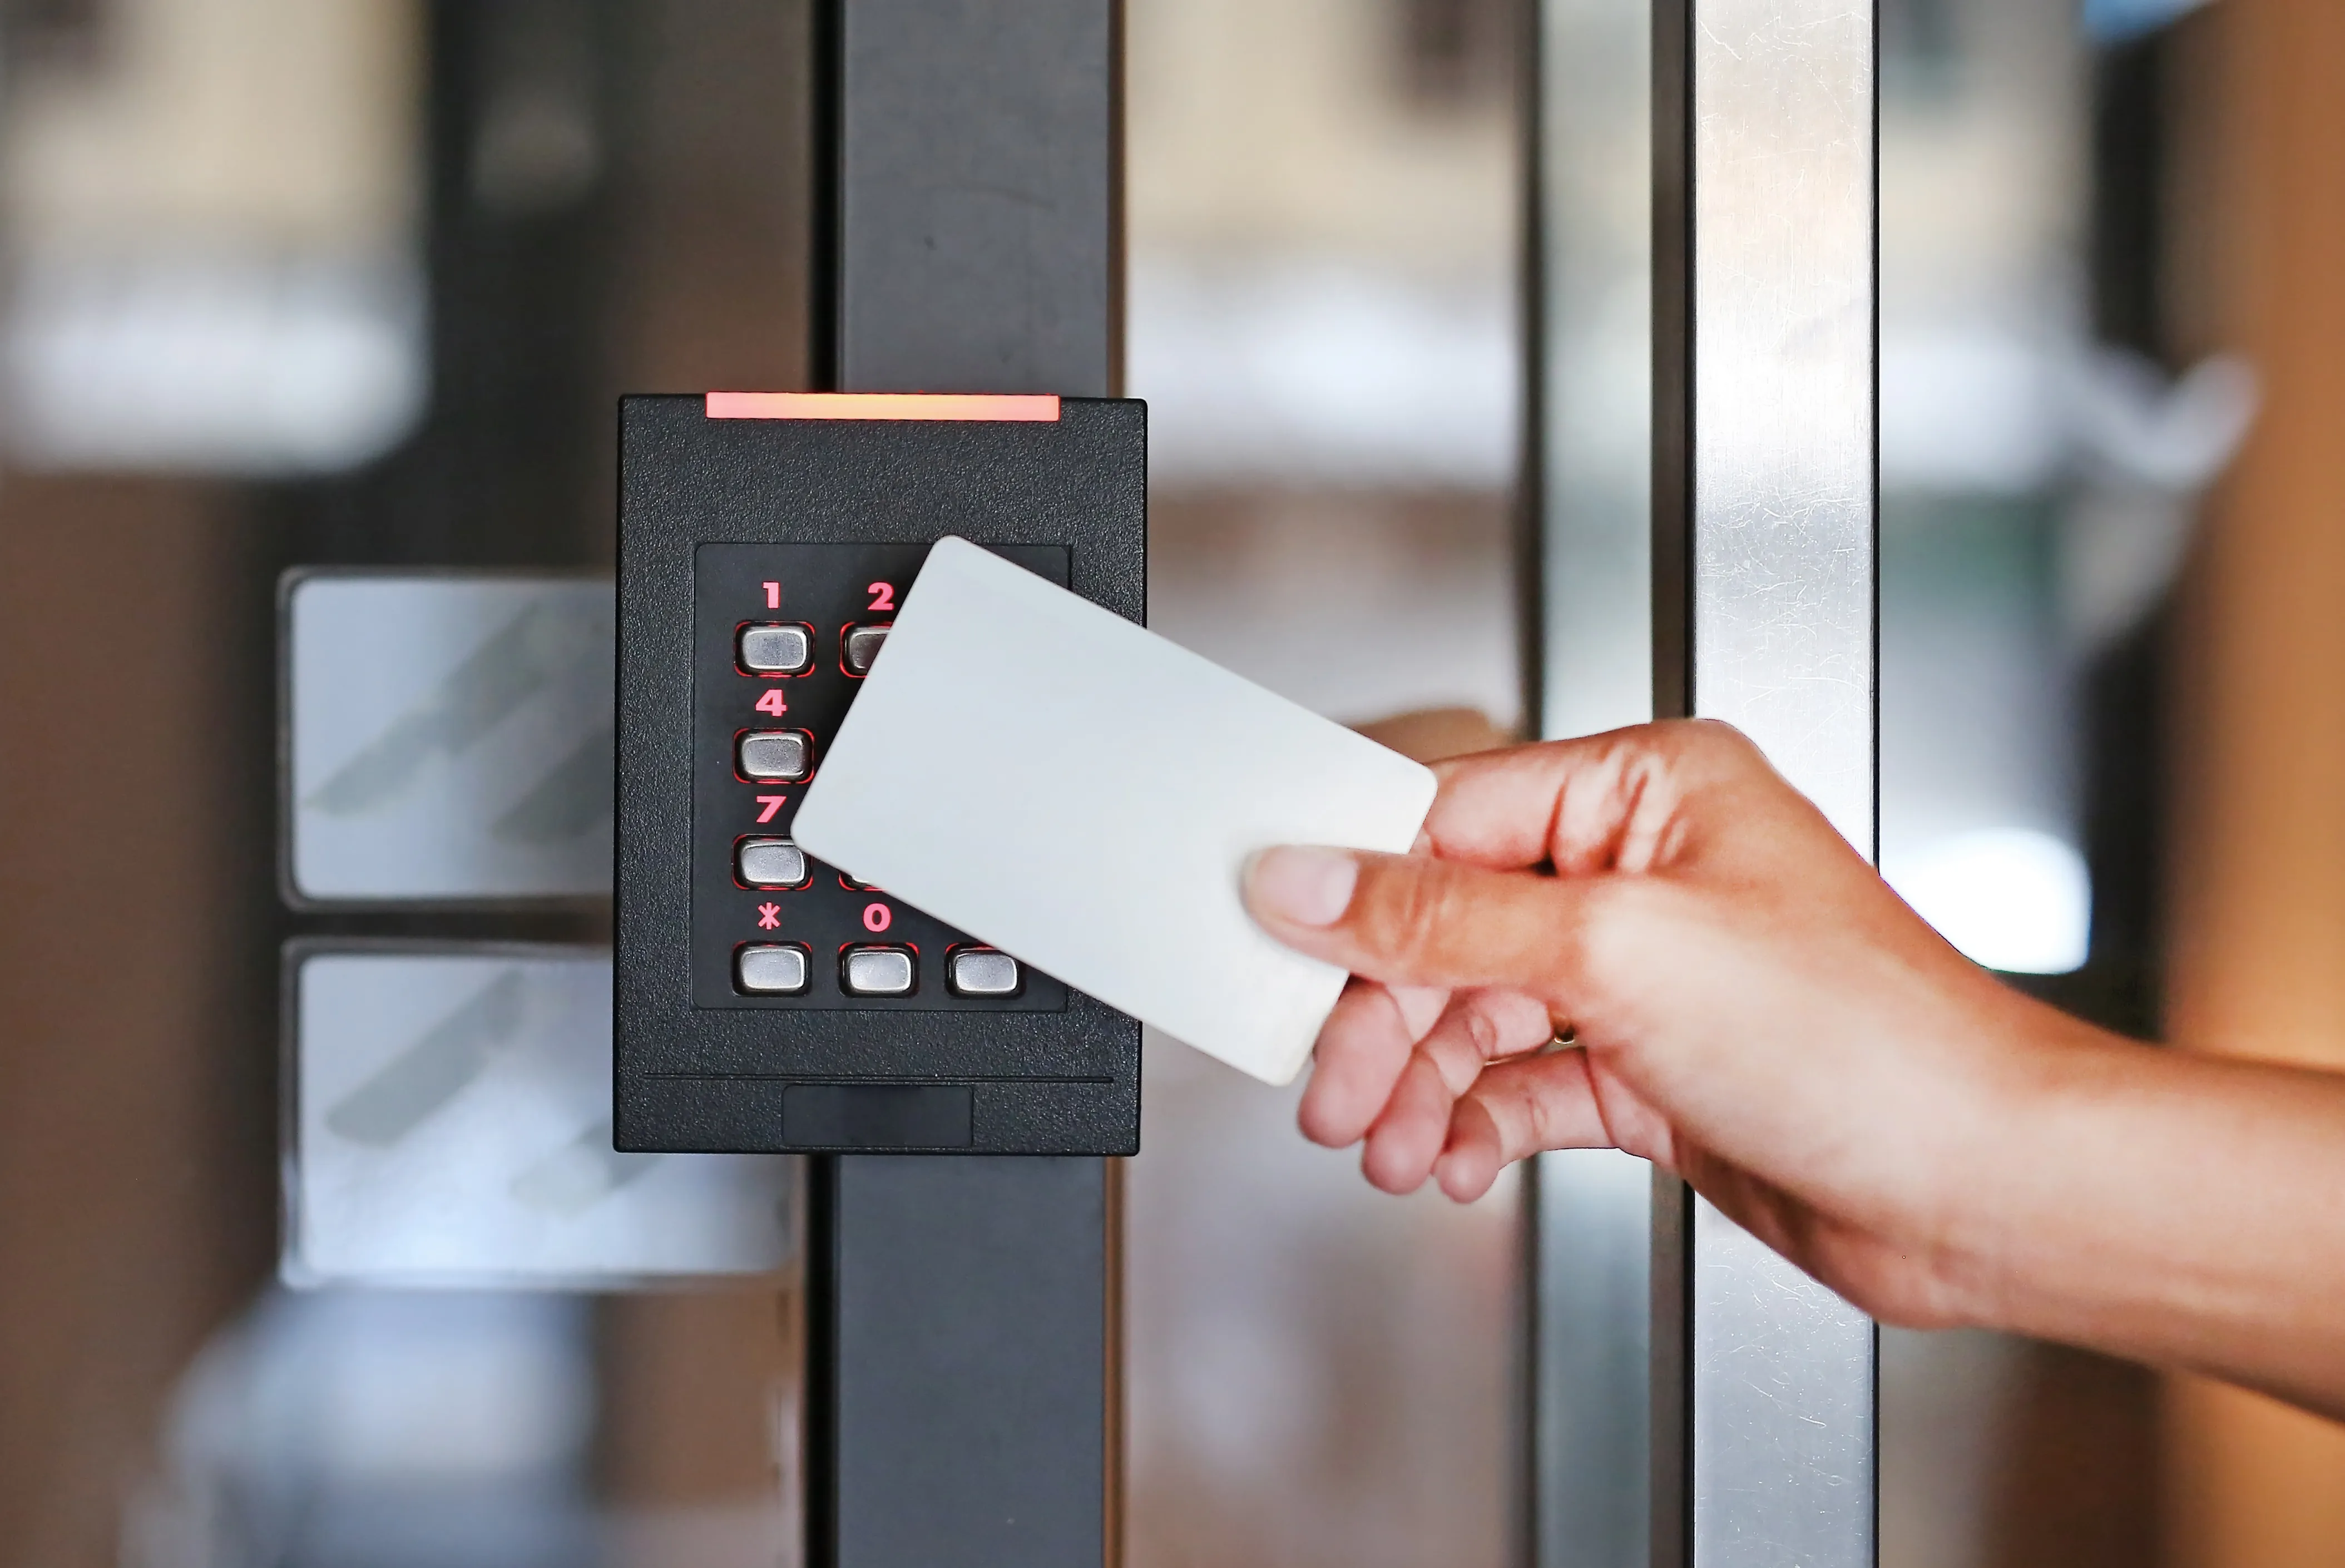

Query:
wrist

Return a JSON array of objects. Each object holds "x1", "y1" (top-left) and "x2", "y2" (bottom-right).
[{"x1": 1896, "y1": 995, "x2": 2112, "y2": 1334}]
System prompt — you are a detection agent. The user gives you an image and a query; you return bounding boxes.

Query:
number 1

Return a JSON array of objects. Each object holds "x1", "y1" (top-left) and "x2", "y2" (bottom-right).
[{"x1": 763, "y1": 581, "x2": 781, "y2": 609}]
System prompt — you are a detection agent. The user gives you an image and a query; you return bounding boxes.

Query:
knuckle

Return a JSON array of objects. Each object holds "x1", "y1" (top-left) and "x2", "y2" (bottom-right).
[
  {"x1": 1461, "y1": 998, "x2": 1503, "y2": 1061},
  {"x1": 1522, "y1": 1079, "x2": 1565, "y2": 1155},
  {"x1": 1675, "y1": 716, "x2": 1757, "y2": 772},
  {"x1": 1560, "y1": 878, "x2": 1639, "y2": 1007},
  {"x1": 1423, "y1": 1008, "x2": 1497, "y2": 1099},
  {"x1": 1369, "y1": 859, "x2": 1463, "y2": 967}
]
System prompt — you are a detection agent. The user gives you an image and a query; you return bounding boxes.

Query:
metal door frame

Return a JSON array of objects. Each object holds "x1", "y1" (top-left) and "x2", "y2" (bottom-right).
[
  {"x1": 1527, "y1": 1, "x2": 1881, "y2": 1564},
  {"x1": 803, "y1": 4, "x2": 1125, "y2": 1566}
]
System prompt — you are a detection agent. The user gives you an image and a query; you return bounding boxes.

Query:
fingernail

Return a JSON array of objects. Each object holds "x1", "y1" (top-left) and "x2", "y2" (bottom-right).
[{"x1": 1245, "y1": 845, "x2": 1358, "y2": 927}]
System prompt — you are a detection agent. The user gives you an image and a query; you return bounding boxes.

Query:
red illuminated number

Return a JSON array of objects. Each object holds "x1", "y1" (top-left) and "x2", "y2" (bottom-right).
[
  {"x1": 866, "y1": 581, "x2": 896, "y2": 612},
  {"x1": 763, "y1": 581, "x2": 781, "y2": 609},
  {"x1": 754, "y1": 688, "x2": 788, "y2": 717},
  {"x1": 755, "y1": 795, "x2": 786, "y2": 824},
  {"x1": 862, "y1": 902, "x2": 892, "y2": 933}
]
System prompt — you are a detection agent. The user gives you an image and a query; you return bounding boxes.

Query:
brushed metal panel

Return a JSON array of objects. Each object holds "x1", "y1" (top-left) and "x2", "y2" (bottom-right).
[
  {"x1": 1689, "y1": 1198, "x2": 1876, "y2": 1568},
  {"x1": 1532, "y1": 1150, "x2": 1653, "y2": 1568},
  {"x1": 1656, "y1": 0, "x2": 1879, "y2": 1565},
  {"x1": 1685, "y1": 0, "x2": 1877, "y2": 854}
]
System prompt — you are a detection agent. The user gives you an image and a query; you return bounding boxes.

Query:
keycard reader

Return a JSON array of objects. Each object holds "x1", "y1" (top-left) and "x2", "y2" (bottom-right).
[{"x1": 614, "y1": 392, "x2": 1144, "y2": 1155}]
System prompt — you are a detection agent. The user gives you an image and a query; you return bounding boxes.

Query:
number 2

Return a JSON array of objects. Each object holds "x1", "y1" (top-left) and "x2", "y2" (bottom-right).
[
  {"x1": 867, "y1": 581, "x2": 896, "y2": 612},
  {"x1": 754, "y1": 688, "x2": 788, "y2": 717}
]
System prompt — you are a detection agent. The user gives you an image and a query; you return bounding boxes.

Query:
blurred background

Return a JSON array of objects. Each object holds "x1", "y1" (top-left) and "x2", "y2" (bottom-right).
[{"x1": 3, "y1": 0, "x2": 2344, "y2": 1565}]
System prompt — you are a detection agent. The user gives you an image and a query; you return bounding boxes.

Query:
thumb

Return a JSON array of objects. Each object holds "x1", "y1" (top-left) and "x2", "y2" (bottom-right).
[{"x1": 1243, "y1": 844, "x2": 1593, "y2": 999}]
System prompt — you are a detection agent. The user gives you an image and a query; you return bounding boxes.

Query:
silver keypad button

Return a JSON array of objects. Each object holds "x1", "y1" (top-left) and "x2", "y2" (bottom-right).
[
  {"x1": 736, "y1": 943, "x2": 810, "y2": 995},
  {"x1": 843, "y1": 624, "x2": 889, "y2": 675},
  {"x1": 842, "y1": 946, "x2": 915, "y2": 996},
  {"x1": 947, "y1": 949, "x2": 1021, "y2": 997},
  {"x1": 739, "y1": 623, "x2": 813, "y2": 674},
  {"x1": 738, "y1": 730, "x2": 811, "y2": 780},
  {"x1": 736, "y1": 837, "x2": 808, "y2": 888}
]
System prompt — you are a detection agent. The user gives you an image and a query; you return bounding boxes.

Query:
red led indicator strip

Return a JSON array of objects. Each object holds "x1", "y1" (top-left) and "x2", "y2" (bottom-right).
[{"x1": 705, "y1": 392, "x2": 1061, "y2": 422}]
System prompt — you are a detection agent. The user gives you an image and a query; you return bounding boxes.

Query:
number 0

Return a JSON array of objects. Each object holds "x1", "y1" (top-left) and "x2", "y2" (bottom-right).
[
  {"x1": 862, "y1": 902, "x2": 892, "y2": 933},
  {"x1": 867, "y1": 581, "x2": 896, "y2": 612}
]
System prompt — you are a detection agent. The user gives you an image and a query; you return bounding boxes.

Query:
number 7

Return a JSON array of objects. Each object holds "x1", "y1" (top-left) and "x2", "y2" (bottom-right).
[{"x1": 755, "y1": 795, "x2": 786, "y2": 824}]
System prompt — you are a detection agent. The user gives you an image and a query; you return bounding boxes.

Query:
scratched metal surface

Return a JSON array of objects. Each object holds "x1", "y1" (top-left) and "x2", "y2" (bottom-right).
[
  {"x1": 1688, "y1": 0, "x2": 1877, "y2": 849},
  {"x1": 1685, "y1": 0, "x2": 1879, "y2": 1563},
  {"x1": 1691, "y1": 1199, "x2": 1876, "y2": 1567}
]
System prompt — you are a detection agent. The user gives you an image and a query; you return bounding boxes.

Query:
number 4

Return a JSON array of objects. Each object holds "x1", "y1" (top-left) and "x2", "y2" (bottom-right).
[{"x1": 755, "y1": 688, "x2": 788, "y2": 716}]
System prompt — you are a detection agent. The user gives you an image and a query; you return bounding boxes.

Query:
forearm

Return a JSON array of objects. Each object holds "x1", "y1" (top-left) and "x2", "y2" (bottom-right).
[
  {"x1": 1954, "y1": 1027, "x2": 2345, "y2": 1419},
  {"x1": 1249, "y1": 725, "x2": 2345, "y2": 1417}
]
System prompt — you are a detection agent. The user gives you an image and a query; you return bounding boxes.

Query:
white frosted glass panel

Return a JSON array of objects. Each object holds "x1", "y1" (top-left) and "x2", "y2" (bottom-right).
[
  {"x1": 286, "y1": 574, "x2": 614, "y2": 901},
  {"x1": 287, "y1": 948, "x2": 793, "y2": 1287}
]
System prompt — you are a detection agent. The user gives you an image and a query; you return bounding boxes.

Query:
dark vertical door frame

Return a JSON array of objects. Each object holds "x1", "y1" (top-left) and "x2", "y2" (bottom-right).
[{"x1": 802, "y1": 4, "x2": 1125, "y2": 1566}]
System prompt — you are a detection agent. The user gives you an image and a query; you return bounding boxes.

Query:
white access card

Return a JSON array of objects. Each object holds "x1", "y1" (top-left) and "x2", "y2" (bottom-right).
[{"x1": 790, "y1": 536, "x2": 1437, "y2": 1086}]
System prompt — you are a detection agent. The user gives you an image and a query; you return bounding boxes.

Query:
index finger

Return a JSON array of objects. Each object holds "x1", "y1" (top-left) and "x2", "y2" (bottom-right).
[{"x1": 1423, "y1": 725, "x2": 1705, "y2": 874}]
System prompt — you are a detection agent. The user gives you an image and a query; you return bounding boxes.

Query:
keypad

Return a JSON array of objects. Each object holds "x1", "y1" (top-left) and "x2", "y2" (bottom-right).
[
  {"x1": 738, "y1": 730, "x2": 812, "y2": 781},
  {"x1": 739, "y1": 622, "x2": 814, "y2": 674},
  {"x1": 948, "y1": 948, "x2": 1021, "y2": 997},
  {"x1": 842, "y1": 624, "x2": 890, "y2": 675},
  {"x1": 736, "y1": 943, "x2": 811, "y2": 995},
  {"x1": 691, "y1": 543, "x2": 1070, "y2": 1012},
  {"x1": 736, "y1": 837, "x2": 809, "y2": 888},
  {"x1": 842, "y1": 945, "x2": 917, "y2": 996}
]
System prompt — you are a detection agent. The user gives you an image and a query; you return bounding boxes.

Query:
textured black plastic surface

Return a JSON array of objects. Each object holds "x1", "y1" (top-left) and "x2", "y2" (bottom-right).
[
  {"x1": 615, "y1": 393, "x2": 1144, "y2": 1154},
  {"x1": 689, "y1": 541, "x2": 1070, "y2": 1015}
]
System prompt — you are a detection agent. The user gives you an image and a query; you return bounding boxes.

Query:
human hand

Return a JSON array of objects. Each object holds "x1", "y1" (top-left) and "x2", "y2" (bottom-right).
[{"x1": 1243, "y1": 719, "x2": 2103, "y2": 1329}]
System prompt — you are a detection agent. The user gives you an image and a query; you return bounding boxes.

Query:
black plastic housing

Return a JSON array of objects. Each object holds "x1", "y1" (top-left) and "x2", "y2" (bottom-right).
[{"x1": 615, "y1": 394, "x2": 1145, "y2": 1154}]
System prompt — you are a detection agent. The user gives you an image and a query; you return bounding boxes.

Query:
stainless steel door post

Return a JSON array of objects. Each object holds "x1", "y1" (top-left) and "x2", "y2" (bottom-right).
[{"x1": 1651, "y1": 1, "x2": 1879, "y2": 1565}]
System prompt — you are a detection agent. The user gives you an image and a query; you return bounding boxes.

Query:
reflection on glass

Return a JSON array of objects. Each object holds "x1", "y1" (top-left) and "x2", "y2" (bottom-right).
[
  {"x1": 1126, "y1": 0, "x2": 1521, "y2": 1563},
  {"x1": 125, "y1": 1286, "x2": 802, "y2": 1568},
  {"x1": 130, "y1": 1292, "x2": 600, "y2": 1568},
  {"x1": 286, "y1": 948, "x2": 795, "y2": 1288},
  {"x1": 1527, "y1": 2, "x2": 1653, "y2": 1563},
  {"x1": 1536, "y1": 0, "x2": 1651, "y2": 744},
  {"x1": 284, "y1": 577, "x2": 617, "y2": 903},
  {"x1": 1524, "y1": 1, "x2": 2245, "y2": 1564},
  {"x1": 0, "y1": 0, "x2": 426, "y2": 474},
  {"x1": 0, "y1": 4, "x2": 811, "y2": 1564},
  {"x1": 1872, "y1": 0, "x2": 2247, "y2": 983}
]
